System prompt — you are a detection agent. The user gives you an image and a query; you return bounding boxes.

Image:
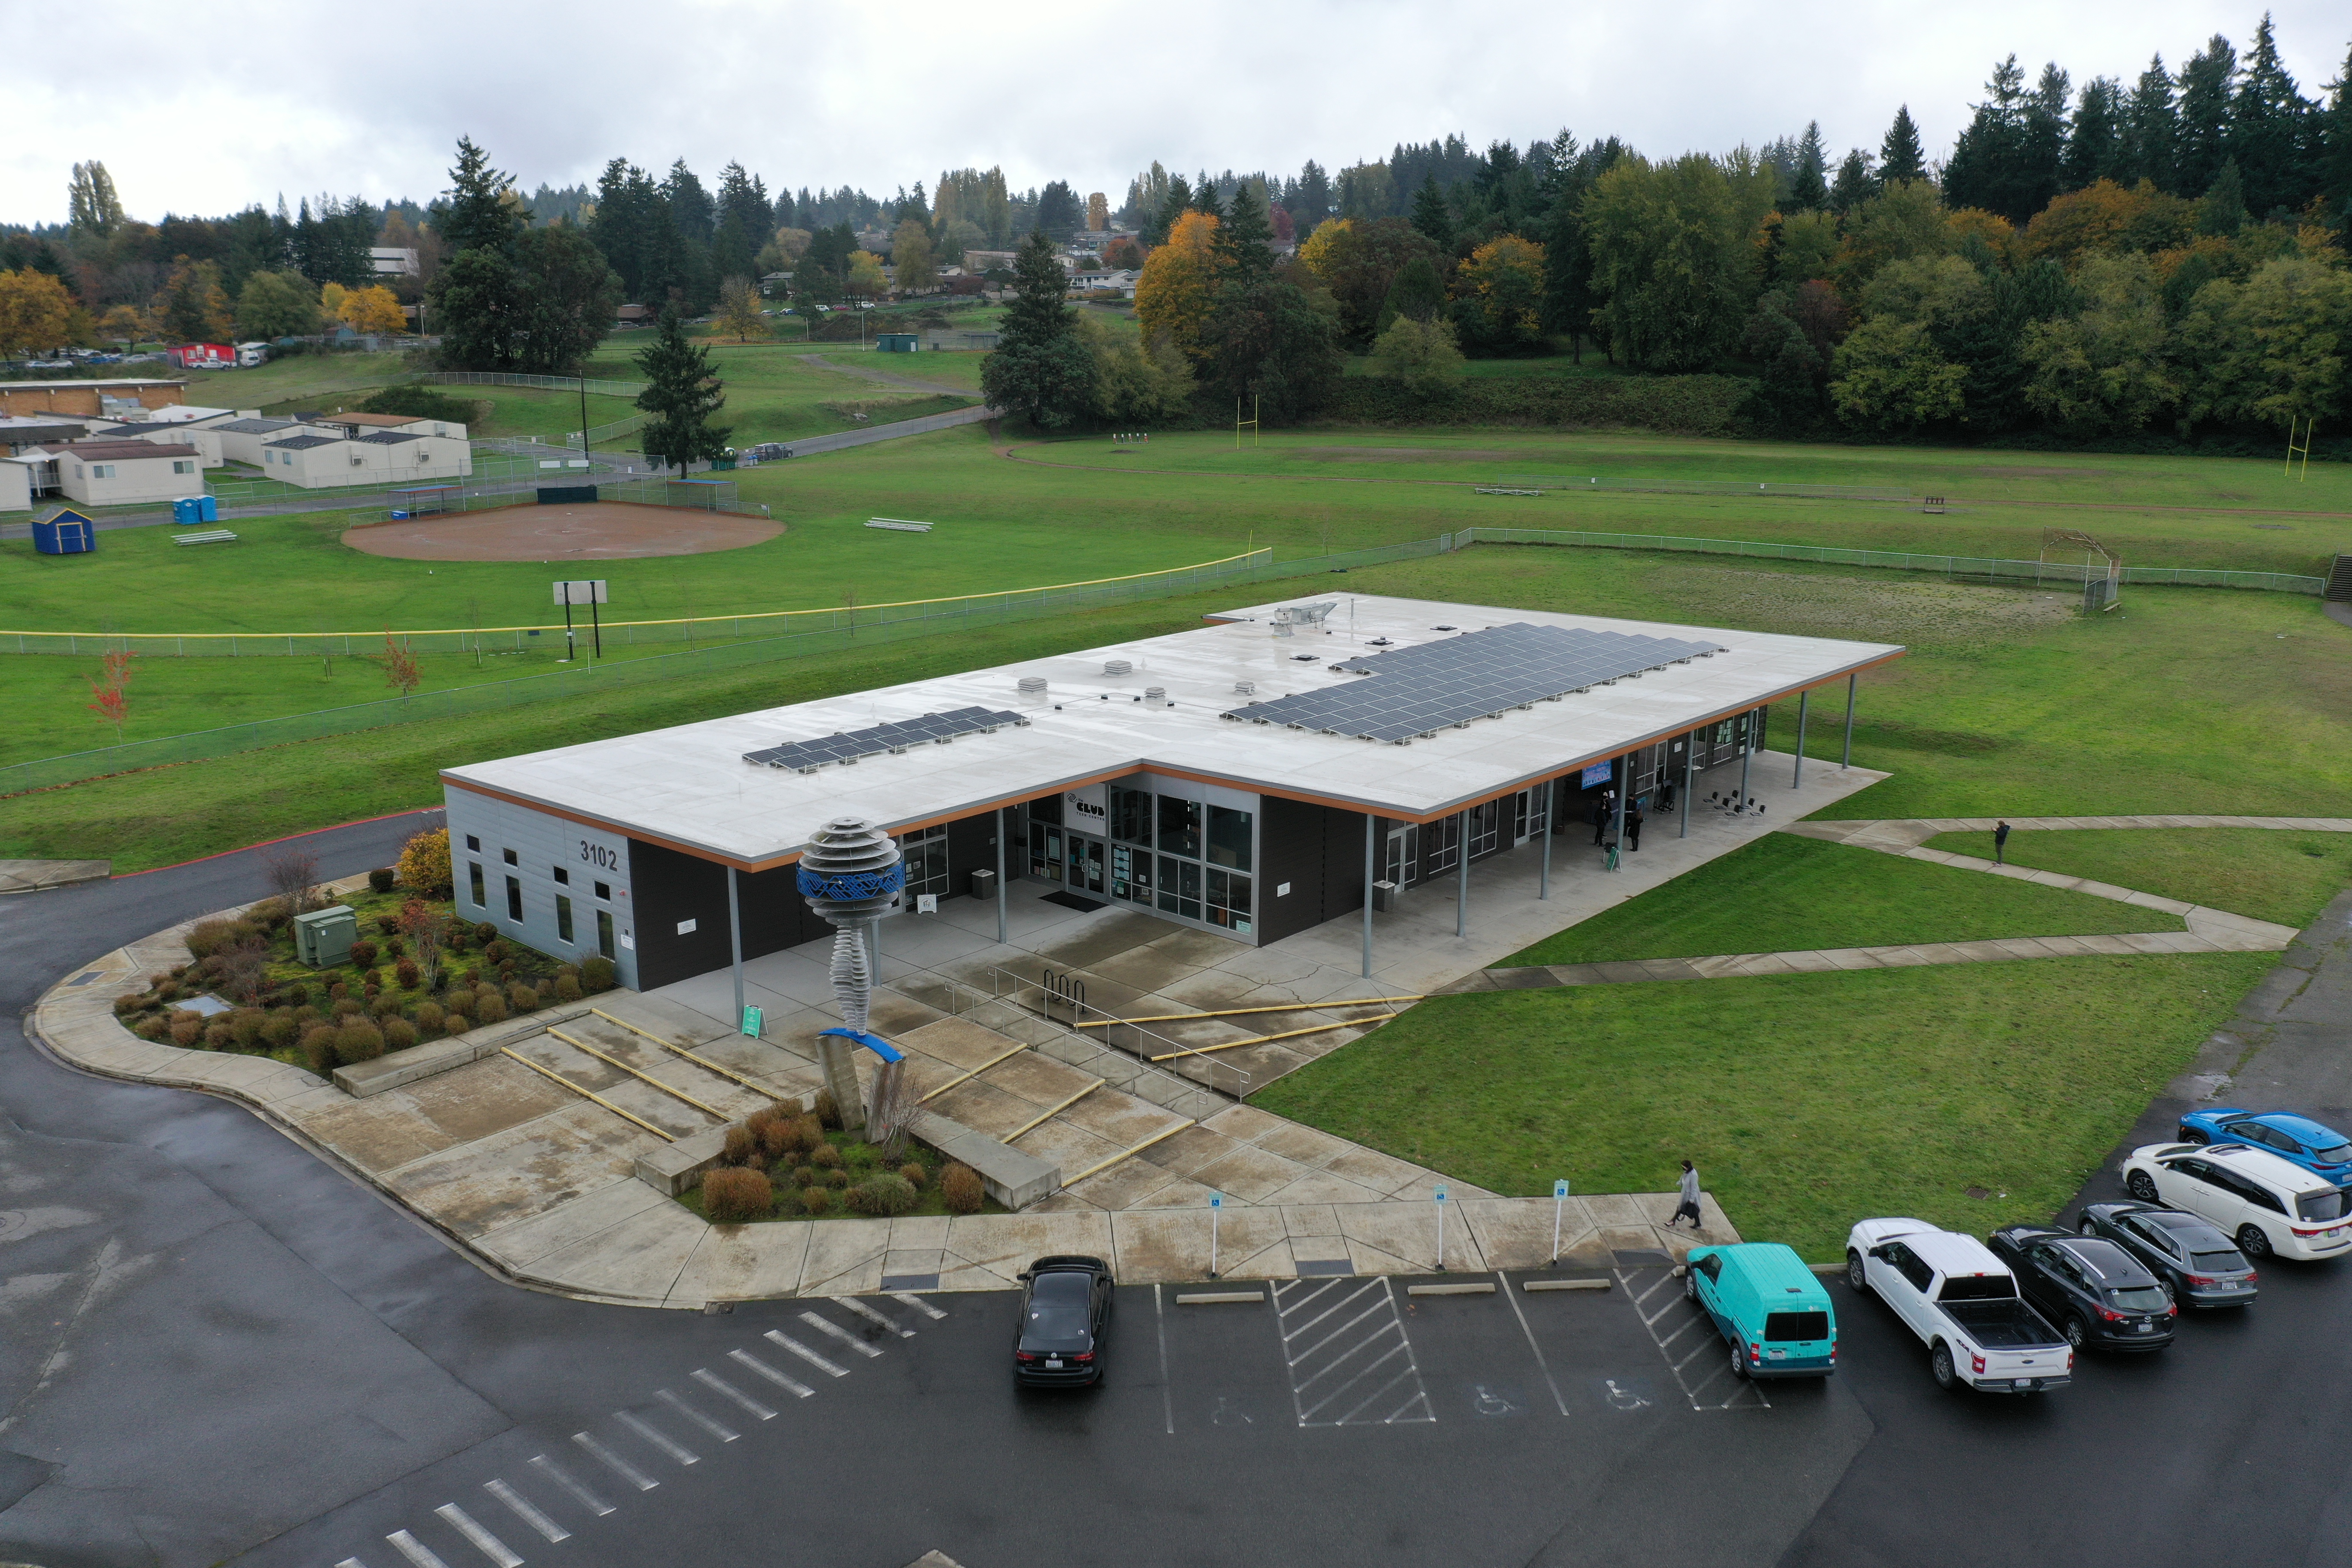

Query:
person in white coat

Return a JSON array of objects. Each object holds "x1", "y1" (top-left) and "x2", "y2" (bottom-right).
[{"x1": 1670, "y1": 1159, "x2": 1703, "y2": 1229}]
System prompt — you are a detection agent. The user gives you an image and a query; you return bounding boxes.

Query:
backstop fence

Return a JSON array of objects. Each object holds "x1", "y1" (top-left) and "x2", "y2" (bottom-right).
[{"x1": 418, "y1": 371, "x2": 650, "y2": 398}]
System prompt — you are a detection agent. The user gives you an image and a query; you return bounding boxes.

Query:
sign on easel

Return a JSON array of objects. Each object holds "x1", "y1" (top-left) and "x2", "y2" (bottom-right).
[{"x1": 741, "y1": 1004, "x2": 763, "y2": 1038}]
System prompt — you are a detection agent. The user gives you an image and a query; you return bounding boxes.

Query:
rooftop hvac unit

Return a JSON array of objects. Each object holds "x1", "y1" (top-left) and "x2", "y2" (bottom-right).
[
  {"x1": 1017, "y1": 676, "x2": 1047, "y2": 696},
  {"x1": 1271, "y1": 601, "x2": 1337, "y2": 638}
]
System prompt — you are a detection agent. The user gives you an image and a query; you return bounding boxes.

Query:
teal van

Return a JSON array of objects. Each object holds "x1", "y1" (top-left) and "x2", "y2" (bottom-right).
[{"x1": 1684, "y1": 1242, "x2": 1837, "y2": 1379}]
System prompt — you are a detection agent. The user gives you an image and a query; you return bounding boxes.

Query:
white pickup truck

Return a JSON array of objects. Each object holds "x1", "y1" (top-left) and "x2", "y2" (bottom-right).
[{"x1": 1847, "y1": 1219, "x2": 2073, "y2": 1394}]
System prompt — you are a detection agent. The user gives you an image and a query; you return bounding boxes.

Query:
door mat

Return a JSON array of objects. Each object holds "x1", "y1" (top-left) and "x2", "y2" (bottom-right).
[{"x1": 1043, "y1": 891, "x2": 1107, "y2": 913}]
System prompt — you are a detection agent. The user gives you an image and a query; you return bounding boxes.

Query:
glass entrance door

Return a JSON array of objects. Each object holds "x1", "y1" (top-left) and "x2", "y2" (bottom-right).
[
  {"x1": 1031, "y1": 824, "x2": 1064, "y2": 882},
  {"x1": 1065, "y1": 832, "x2": 1107, "y2": 895},
  {"x1": 1384, "y1": 824, "x2": 1420, "y2": 887},
  {"x1": 1513, "y1": 783, "x2": 1550, "y2": 846}
]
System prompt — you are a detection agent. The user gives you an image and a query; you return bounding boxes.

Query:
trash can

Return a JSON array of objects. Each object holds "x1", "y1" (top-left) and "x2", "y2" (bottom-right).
[
  {"x1": 293, "y1": 905, "x2": 358, "y2": 968},
  {"x1": 969, "y1": 867, "x2": 998, "y2": 902},
  {"x1": 1372, "y1": 879, "x2": 1398, "y2": 913}
]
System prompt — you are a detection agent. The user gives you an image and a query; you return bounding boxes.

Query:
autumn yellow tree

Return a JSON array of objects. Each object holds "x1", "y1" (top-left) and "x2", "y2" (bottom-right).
[
  {"x1": 1294, "y1": 217, "x2": 1353, "y2": 286},
  {"x1": 1451, "y1": 235, "x2": 1548, "y2": 355},
  {"x1": 1133, "y1": 210, "x2": 1223, "y2": 360},
  {"x1": 891, "y1": 220, "x2": 937, "y2": 294},
  {"x1": 339, "y1": 285, "x2": 407, "y2": 334},
  {"x1": 0, "y1": 268, "x2": 77, "y2": 358},
  {"x1": 845, "y1": 251, "x2": 887, "y2": 300},
  {"x1": 320, "y1": 281, "x2": 350, "y2": 320},
  {"x1": 716, "y1": 276, "x2": 769, "y2": 341},
  {"x1": 97, "y1": 302, "x2": 151, "y2": 344}
]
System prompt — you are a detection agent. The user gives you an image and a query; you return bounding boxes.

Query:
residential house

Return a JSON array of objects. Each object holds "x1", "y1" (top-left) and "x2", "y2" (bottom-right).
[{"x1": 370, "y1": 248, "x2": 421, "y2": 277}]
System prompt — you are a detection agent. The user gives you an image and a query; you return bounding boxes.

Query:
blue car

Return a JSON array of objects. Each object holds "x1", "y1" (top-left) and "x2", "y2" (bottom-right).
[{"x1": 2177, "y1": 1108, "x2": 2352, "y2": 1189}]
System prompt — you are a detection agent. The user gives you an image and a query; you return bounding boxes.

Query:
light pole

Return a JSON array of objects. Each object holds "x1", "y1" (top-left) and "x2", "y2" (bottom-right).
[{"x1": 797, "y1": 816, "x2": 906, "y2": 1133}]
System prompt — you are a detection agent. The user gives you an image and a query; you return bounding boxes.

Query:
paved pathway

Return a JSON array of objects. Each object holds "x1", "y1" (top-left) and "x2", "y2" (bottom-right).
[
  {"x1": 1448, "y1": 815, "x2": 2337, "y2": 995},
  {"x1": 781, "y1": 401, "x2": 997, "y2": 457},
  {"x1": 0, "y1": 858, "x2": 110, "y2": 894}
]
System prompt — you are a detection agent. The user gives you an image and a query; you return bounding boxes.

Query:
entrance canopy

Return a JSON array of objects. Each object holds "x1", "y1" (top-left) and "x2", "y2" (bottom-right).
[{"x1": 442, "y1": 594, "x2": 1902, "y2": 872}]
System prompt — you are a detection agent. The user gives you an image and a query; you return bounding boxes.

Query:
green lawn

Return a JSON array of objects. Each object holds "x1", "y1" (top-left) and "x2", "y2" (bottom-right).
[
  {"x1": 1921, "y1": 827, "x2": 2352, "y2": 929},
  {"x1": 1254, "y1": 954, "x2": 2272, "y2": 1262},
  {"x1": 1502, "y1": 835, "x2": 2182, "y2": 966}
]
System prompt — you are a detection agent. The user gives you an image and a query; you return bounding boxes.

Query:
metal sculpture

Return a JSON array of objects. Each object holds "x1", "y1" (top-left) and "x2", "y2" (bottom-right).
[{"x1": 796, "y1": 816, "x2": 908, "y2": 1134}]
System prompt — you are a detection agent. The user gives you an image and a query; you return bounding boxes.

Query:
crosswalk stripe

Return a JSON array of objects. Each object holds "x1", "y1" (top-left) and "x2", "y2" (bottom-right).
[
  {"x1": 655, "y1": 1387, "x2": 738, "y2": 1442},
  {"x1": 385, "y1": 1530, "x2": 451, "y2": 1568},
  {"x1": 570, "y1": 1432, "x2": 657, "y2": 1491},
  {"x1": 528, "y1": 1455, "x2": 614, "y2": 1516},
  {"x1": 613, "y1": 1410, "x2": 698, "y2": 1466},
  {"x1": 432, "y1": 1504, "x2": 521, "y2": 1568},
  {"x1": 731, "y1": 1346, "x2": 815, "y2": 1397},
  {"x1": 891, "y1": 1291, "x2": 948, "y2": 1320},
  {"x1": 834, "y1": 1296, "x2": 915, "y2": 1336},
  {"x1": 692, "y1": 1366, "x2": 777, "y2": 1419},
  {"x1": 799, "y1": 1310, "x2": 885, "y2": 1357},
  {"x1": 483, "y1": 1479, "x2": 569, "y2": 1544},
  {"x1": 765, "y1": 1328, "x2": 849, "y2": 1375}
]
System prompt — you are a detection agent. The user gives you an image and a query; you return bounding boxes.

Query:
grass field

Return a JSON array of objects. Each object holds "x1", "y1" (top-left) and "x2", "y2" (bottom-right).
[
  {"x1": 1920, "y1": 827, "x2": 2352, "y2": 929},
  {"x1": 1252, "y1": 953, "x2": 2271, "y2": 1262},
  {"x1": 1501, "y1": 834, "x2": 2184, "y2": 966}
]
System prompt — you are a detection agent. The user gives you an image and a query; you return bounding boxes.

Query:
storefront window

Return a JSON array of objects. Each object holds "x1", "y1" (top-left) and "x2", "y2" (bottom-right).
[
  {"x1": 1157, "y1": 795, "x2": 1201, "y2": 857},
  {"x1": 1206, "y1": 868, "x2": 1252, "y2": 933},
  {"x1": 898, "y1": 824, "x2": 949, "y2": 897},
  {"x1": 1157, "y1": 854, "x2": 1202, "y2": 919},
  {"x1": 1110, "y1": 787, "x2": 1152, "y2": 845},
  {"x1": 1207, "y1": 805, "x2": 1252, "y2": 868}
]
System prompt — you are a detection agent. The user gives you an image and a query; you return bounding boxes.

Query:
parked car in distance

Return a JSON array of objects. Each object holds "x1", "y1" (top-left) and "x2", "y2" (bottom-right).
[
  {"x1": 1684, "y1": 1241, "x2": 1837, "y2": 1379},
  {"x1": 1847, "y1": 1219, "x2": 2072, "y2": 1393},
  {"x1": 1986, "y1": 1225, "x2": 2176, "y2": 1351},
  {"x1": 2177, "y1": 1109, "x2": 2352, "y2": 1190},
  {"x1": 1013, "y1": 1255, "x2": 1112, "y2": 1387},
  {"x1": 2121, "y1": 1142, "x2": 2352, "y2": 1262},
  {"x1": 2077, "y1": 1202, "x2": 2259, "y2": 1307}
]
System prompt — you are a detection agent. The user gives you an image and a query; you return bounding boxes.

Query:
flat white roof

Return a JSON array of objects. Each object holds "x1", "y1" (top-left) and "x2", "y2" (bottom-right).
[{"x1": 442, "y1": 594, "x2": 1902, "y2": 870}]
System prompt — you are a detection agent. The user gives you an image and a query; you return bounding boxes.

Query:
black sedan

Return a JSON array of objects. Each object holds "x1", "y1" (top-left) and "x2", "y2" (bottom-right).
[
  {"x1": 2078, "y1": 1201, "x2": 2260, "y2": 1308},
  {"x1": 1014, "y1": 1255, "x2": 1112, "y2": 1387},
  {"x1": 1988, "y1": 1225, "x2": 2176, "y2": 1353}
]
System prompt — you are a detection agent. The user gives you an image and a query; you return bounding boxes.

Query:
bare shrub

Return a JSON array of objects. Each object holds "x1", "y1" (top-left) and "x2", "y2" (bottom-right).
[
  {"x1": 941, "y1": 1162, "x2": 985, "y2": 1215},
  {"x1": 261, "y1": 844, "x2": 321, "y2": 916},
  {"x1": 702, "y1": 1167, "x2": 774, "y2": 1223}
]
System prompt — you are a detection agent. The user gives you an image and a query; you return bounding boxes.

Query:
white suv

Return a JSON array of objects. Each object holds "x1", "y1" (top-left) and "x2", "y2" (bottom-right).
[{"x1": 2121, "y1": 1142, "x2": 2352, "y2": 1262}]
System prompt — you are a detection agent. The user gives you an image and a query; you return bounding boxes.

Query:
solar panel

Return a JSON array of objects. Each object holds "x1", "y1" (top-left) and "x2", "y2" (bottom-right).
[
  {"x1": 743, "y1": 705, "x2": 1030, "y2": 772},
  {"x1": 1218, "y1": 623, "x2": 1723, "y2": 744}
]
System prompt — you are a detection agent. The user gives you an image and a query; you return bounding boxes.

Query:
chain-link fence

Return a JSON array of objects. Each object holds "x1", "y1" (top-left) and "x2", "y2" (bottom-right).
[{"x1": 418, "y1": 371, "x2": 650, "y2": 397}]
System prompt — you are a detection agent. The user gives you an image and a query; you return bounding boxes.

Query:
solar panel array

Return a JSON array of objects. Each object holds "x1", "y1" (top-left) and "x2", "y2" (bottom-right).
[
  {"x1": 743, "y1": 705, "x2": 1029, "y2": 772},
  {"x1": 1220, "y1": 622, "x2": 1724, "y2": 744}
]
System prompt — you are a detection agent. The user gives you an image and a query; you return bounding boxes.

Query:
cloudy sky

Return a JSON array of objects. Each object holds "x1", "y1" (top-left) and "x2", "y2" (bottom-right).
[{"x1": 4, "y1": 1, "x2": 2345, "y2": 224}]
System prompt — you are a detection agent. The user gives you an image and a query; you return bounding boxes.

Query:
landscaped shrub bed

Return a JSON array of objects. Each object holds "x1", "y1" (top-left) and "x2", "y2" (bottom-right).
[
  {"x1": 676, "y1": 1095, "x2": 1006, "y2": 1223},
  {"x1": 112, "y1": 877, "x2": 615, "y2": 1078}
]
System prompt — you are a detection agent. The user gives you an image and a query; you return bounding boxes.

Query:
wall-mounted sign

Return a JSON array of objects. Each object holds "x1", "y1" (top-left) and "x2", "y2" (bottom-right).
[{"x1": 1580, "y1": 761, "x2": 1614, "y2": 789}]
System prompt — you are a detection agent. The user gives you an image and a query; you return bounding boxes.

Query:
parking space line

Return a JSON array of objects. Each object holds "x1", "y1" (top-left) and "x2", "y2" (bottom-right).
[
  {"x1": 529, "y1": 1454, "x2": 615, "y2": 1516},
  {"x1": 692, "y1": 1367, "x2": 777, "y2": 1420},
  {"x1": 1274, "y1": 1277, "x2": 1434, "y2": 1427},
  {"x1": 431, "y1": 1504, "x2": 521, "y2": 1568},
  {"x1": 1284, "y1": 1295, "x2": 1393, "y2": 1369},
  {"x1": 1614, "y1": 1268, "x2": 1771, "y2": 1413},
  {"x1": 385, "y1": 1529, "x2": 451, "y2": 1568},
  {"x1": 483, "y1": 1479, "x2": 569, "y2": 1543},
  {"x1": 1153, "y1": 1285, "x2": 1173, "y2": 1436},
  {"x1": 1497, "y1": 1272, "x2": 1571, "y2": 1416},
  {"x1": 799, "y1": 1311, "x2": 885, "y2": 1358},
  {"x1": 571, "y1": 1432, "x2": 657, "y2": 1491},
  {"x1": 835, "y1": 1297, "x2": 916, "y2": 1337},
  {"x1": 335, "y1": 1559, "x2": 370, "y2": 1568},
  {"x1": 763, "y1": 1329, "x2": 848, "y2": 1377},
  {"x1": 613, "y1": 1410, "x2": 699, "y2": 1466},
  {"x1": 655, "y1": 1387, "x2": 738, "y2": 1442},
  {"x1": 732, "y1": 1346, "x2": 816, "y2": 1397},
  {"x1": 891, "y1": 1292, "x2": 949, "y2": 1320}
]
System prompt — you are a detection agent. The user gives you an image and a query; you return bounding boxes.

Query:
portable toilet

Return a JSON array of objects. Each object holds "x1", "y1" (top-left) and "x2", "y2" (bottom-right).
[
  {"x1": 173, "y1": 497, "x2": 203, "y2": 525},
  {"x1": 293, "y1": 905, "x2": 358, "y2": 968},
  {"x1": 31, "y1": 507, "x2": 96, "y2": 555},
  {"x1": 198, "y1": 495, "x2": 219, "y2": 522}
]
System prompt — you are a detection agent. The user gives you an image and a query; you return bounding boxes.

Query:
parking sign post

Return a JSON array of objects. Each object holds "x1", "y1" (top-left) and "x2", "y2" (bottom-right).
[
  {"x1": 1209, "y1": 1192, "x2": 1222, "y2": 1280},
  {"x1": 1434, "y1": 1183, "x2": 1449, "y2": 1271},
  {"x1": 1553, "y1": 1178, "x2": 1570, "y2": 1263}
]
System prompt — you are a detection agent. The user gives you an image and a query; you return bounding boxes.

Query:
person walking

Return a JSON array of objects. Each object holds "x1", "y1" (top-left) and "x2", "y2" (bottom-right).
[
  {"x1": 1994, "y1": 821, "x2": 2012, "y2": 864},
  {"x1": 1592, "y1": 791, "x2": 1615, "y2": 846},
  {"x1": 1626, "y1": 802, "x2": 1645, "y2": 852},
  {"x1": 1670, "y1": 1160, "x2": 1703, "y2": 1229}
]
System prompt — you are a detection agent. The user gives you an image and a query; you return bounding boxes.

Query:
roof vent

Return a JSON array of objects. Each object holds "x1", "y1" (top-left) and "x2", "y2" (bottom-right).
[
  {"x1": 1103, "y1": 659, "x2": 1132, "y2": 677},
  {"x1": 1232, "y1": 680, "x2": 1256, "y2": 695},
  {"x1": 1017, "y1": 676, "x2": 1047, "y2": 696},
  {"x1": 1144, "y1": 686, "x2": 1167, "y2": 705}
]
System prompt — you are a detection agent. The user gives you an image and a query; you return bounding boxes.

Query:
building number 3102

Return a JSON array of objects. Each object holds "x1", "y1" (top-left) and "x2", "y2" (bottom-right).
[{"x1": 579, "y1": 840, "x2": 620, "y2": 870}]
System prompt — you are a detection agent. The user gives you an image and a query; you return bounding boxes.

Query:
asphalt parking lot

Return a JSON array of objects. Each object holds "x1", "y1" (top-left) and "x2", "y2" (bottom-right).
[{"x1": 5, "y1": 823, "x2": 2351, "y2": 1568}]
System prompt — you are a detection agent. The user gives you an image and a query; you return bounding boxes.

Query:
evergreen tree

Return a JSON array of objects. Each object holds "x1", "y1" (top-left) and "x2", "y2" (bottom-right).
[
  {"x1": 1789, "y1": 122, "x2": 1828, "y2": 210},
  {"x1": 979, "y1": 231, "x2": 1095, "y2": 428},
  {"x1": 2319, "y1": 42, "x2": 2352, "y2": 244},
  {"x1": 2197, "y1": 157, "x2": 2248, "y2": 234},
  {"x1": 662, "y1": 160, "x2": 715, "y2": 243},
  {"x1": 1292, "y1": 160, "x2": 1334, "y2": 230},
  {"x1": 2230, "y1": 14, "x2": 2312, "y2": 217},
  {"x1": 2120, "y1": 56, "x2": 2180, "y2": 190},
  {"x1": 634, "y1": 303, "x2": 730, "y2": 469},
  {"x1": 1828, "y1": 150, "x2": 1877, "y2": 214},
  {"x1": 2175, "y1": 35, "x2": 2239, "y2": 195},
  {"x1": 1410, "y1": 175, "x2": 1454, "y2": 250},
  {"x1": 1378, "y1": 254, "x2": 1447, "y2": 331},
  {"x1": 1879, "y1": 107, "x2": 1927, "y2": 186},
  {"x1": 513, "y1": 225, "x2": 623, "y2": 374},
  {"x1": 1213, "y1": 181, "x2": 1274, "y2": 282},
  {"x1": 1192, "y1": 176, "x2": 1225, "y2": 225},
  {"x1": 1035, "y1": 181, "x2": 1082, "y2": 240},
  {"x1": 441, "y1": 136, "x2": 521, "y2": 257},
  {"x1": 2064, "y1": 77, "x2": 2124, "y2": 189},
  {"x1": 430, "y1": 248, "x2": 521, "y2": 369},
  {"x1": 1153, "y1": 175, "x2": 1193, "y2": 247},
  {"x1": 2016, "y1": 64, "x2": 2073, "y2": 215},
  {"x1": 1944, "y1": 56, "x2": 2030, "y2": 217}
]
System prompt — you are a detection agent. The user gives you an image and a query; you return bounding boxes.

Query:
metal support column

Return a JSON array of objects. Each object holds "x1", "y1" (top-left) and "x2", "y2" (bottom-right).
[
  {"x1": 726, "y1": 867, "x2": 744, "y2": 1031},
  {"x1": 1361, "y1": 813, "x2": 1375, "y2": 979},
  {"x1": 995, "y1": 806, "x2": 1008, "y2": 944},
  {"x1": 1841, "y1": 672, "x2": 1857, "y2": 770},
  {"x1": 1792, "y1": 690, "x2": 1809, "y2": 787},
  {"x1": 1538, "y1": 779, "x2": 1553, "y2": 899},
  {"x1": 1610, "y1": 758, "x2": 1629, "y2": 867},
  {"x1": 1455, "y1": 812, "x2": 1469, "y2": 937},
  {"x1": 1679, "y1": 735, "x2": 1694, "y2": 839},
  {"x1": 1737, "y1": 716, "x2": 1754, "y2": 811}
]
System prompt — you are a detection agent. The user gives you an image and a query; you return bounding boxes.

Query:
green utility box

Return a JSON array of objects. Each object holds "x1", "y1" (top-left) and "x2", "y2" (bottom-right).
[{"x1": 294, "y1": 904, "x2": 358, "y2": 968}]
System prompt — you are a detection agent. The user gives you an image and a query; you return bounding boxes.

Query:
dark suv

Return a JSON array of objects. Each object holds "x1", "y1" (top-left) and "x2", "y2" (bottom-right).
[
  {"x1": 1989, "y1": 1225, "x2": 2176, "y2": 1352},
  {"x1": 1014, "y1": 1256, "x2": 1112, "y2": 1387},
  {"x1": 2076, "y1": 1202, "x2": 2259, "y2": 1308}
]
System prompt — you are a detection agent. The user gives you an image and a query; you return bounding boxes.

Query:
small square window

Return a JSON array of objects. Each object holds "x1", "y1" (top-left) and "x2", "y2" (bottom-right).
[
  {"x1": 173, "y1": 459, "x2": 194, "y2": 475},
  {"x1": 465, "y1": 834, "x2": 480, "y2": 852},
  {"x1": 553, "y1": 867, "x2": 569, "y2": 885},
  {"x1": 594, "y1": 881, "x2": 610, "y2": 900},
  {"x1": 502, "y1": 848, "x2": 518, "y2": 866}
]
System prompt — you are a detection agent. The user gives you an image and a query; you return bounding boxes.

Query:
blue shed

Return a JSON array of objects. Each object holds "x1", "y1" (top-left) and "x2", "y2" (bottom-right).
[{"x1": 32, "y1": 508, "x2": 96, "y2": 556}]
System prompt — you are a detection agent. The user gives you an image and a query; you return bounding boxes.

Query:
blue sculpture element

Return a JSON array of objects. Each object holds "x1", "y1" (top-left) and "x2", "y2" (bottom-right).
[
  {"x1": 796, "y1": 862, "x2": 907, "y2": 903},
  {"x1": 819, "y1": 1027, "x2": 905, "y2": 1064}
]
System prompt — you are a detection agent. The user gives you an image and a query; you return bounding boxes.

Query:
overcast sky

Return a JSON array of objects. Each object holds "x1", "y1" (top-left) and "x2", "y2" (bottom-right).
[{"x1": 5, "y1": 2, "x2": 2346, "y2": 225}]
